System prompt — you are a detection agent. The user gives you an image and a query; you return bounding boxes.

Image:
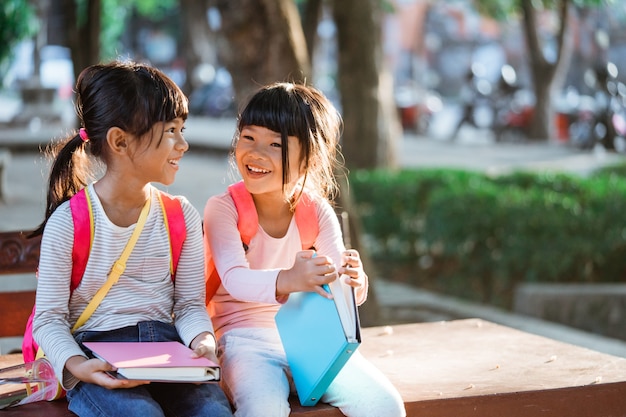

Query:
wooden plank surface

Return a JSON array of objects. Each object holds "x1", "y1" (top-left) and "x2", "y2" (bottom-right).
[
  {"x1": 2, "y1": 319, "x2": 626, "y2": 416},
  {"x1": 359, "y1": 319, "x2": 626, "y2": 416}
]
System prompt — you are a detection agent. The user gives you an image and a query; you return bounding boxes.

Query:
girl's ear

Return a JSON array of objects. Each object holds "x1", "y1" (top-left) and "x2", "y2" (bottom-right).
[{"x1": 106, "y1": 127, "x2": 129, "y2": 154}]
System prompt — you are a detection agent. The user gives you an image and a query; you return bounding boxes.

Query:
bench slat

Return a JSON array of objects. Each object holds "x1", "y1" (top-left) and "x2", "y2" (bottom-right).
[{"x1": 0, "y1": 291, "x2": 35, "y2": 338}]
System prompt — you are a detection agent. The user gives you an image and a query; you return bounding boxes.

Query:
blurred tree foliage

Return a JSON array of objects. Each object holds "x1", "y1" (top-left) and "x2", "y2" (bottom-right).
[
  {"x1": 0, "y1": 0, "x2": 37, "y2": 85},
  {"x1": 99, "y1": 0, "x2": 178, "y2": 61}
]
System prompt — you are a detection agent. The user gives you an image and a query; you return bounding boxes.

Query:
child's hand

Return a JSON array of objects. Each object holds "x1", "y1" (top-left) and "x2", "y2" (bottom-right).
[
  {"x1": 190, "y1": 332, "x2": 219, "y2": 364},
  {"x1": 339, "y1": 249, "x2": 367, "y2": 289},
  {"x1": 276, "y1": 250, "x2": 338, "y2": 299},
  {"x1": 66, "y1": 355, "x2": 150, "y2": 389}
]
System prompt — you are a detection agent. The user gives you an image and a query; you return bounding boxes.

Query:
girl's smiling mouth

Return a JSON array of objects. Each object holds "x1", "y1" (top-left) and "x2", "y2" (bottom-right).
[{"x1": 247, "y1": 165, "x2": 270, "y2": 174}]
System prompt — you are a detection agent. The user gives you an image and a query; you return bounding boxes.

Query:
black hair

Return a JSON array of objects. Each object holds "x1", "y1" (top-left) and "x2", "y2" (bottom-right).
[
  {"x1": 32, "y1": 60, "x2": 188, "y2": 236},
  {"x1": 235, "y1": 82, "x2": 343, "y2": 206}
]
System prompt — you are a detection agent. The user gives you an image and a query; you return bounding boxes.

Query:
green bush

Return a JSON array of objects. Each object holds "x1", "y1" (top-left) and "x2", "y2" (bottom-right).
[{"x1": 350, "y1": 165, "x2": 626, "y2": 308}]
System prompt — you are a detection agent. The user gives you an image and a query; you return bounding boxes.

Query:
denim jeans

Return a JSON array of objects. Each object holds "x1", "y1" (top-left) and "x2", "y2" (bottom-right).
[{"x1": 67, "y1": 321, "x2": 233, "y2": 417}]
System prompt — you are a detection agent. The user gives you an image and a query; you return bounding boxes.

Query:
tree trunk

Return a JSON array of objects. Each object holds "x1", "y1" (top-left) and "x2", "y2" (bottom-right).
[
  {"x1": 332, "y1": 0, "x2": 399, "y2": 169},
  {"x1": 521, "y1": 0, "x2": 572, "y2": 140},
  {"x1": 64, "y1": 0, "x2": 100, "y2": 81},
  {"x1": 179, "y1": 0, "x2": 217, "y2": 95},
  {"x1": 208, "y1": 0, "x2": 387, "y2": 325},
  {"x1": 209, "y1": 0, "x2": 311, "y2": 104},
  {"x1": 331, "y1": 0, "x2": 399, "y2": 325},
  {"x1": 300, "y1": 0, "x2": 323, "y2": 65}
]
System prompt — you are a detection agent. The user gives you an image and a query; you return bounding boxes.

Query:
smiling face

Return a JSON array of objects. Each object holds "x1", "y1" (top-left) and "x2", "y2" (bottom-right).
[
  {"x1": 235, "y1": 125, "x2": 304, "y2": 199},
  {"x1": 131, "y1": 117, "x2": 188, "y2": 186}
]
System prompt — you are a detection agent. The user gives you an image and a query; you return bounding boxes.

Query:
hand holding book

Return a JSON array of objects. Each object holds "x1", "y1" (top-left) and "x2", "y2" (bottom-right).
[
  {"x1": 189, "y1": 332, "x2": 219, "y2": 365},
  {"x1": 338, "y1": 249, "x2": 367, "y2": 291},
  {"x1": 83, "y1": 341, "x2": 221, "y2": 383},
  {"x1": 276, "y1": 250, "x2": 339, "y2": 299}
]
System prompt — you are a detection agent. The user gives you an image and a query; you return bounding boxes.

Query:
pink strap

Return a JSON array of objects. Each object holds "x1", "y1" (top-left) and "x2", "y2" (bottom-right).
[
  {"x1": 69, "y1": 189, "x2": 92, "y2": 291},
  {"x1": 158, "y1": 191, "x2": 186, "y2": 280},
  {"x1": 228, "y1": 181, "x2": 258, "y2": 246},
  {"x1": 294, "y1": 191, "x2": 319, "y2": 250}
]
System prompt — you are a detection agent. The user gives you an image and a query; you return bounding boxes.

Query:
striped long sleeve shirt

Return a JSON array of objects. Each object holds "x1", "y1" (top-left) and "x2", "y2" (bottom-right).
[{"x1": 32, "y1": 184, "x2": 213, "y2": 389}]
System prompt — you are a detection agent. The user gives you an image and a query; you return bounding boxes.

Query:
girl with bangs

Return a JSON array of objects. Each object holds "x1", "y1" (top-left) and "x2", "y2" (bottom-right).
[{"x1": 203, "y1": 82, "x2": 405, "y2": 416}]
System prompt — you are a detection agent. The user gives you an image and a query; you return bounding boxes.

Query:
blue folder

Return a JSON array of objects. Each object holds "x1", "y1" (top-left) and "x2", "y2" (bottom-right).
[{"x1": 275, "y1": 283, "x2": 361, "y2": 406}]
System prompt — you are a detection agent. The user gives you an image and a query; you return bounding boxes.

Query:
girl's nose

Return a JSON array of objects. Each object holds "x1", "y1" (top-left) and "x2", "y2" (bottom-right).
[
  {"x1": 247, "y1": 142, "x2": 266, "y2": 159},
  {"x1": 177, "y1": 135, "x2": 189, "y2": 152}
]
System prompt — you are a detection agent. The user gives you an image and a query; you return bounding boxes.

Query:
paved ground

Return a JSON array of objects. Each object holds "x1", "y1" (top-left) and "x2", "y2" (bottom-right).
[{"x1": 3, "y1": 105, "x2": 626, "y2": 357}]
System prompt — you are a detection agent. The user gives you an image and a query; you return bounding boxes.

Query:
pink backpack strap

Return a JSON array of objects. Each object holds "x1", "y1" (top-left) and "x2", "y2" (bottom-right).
[
  {"x1": 294, "y1": 191, "x2": 319, "y2": 250},
  {"x1": 228, "y1": 181, "x2": 258, "y2": 247},
  {"x1": 157, "y1": 191, "x2": 186, "y2": 280},
  {"x1": 69, "y1": 188, "x2": 94, "y2": 291},
  {"x1": 23, "y1": 188, "x2": 94, "y2": 362}
]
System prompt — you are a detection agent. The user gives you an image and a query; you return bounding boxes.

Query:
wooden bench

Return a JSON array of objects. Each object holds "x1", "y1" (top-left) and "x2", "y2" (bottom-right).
[
  {"x1": 0, "y1": 230, "x2": 40, "y2": 345},
  {"x1": 3, "y1": 230, "x2": 626, "y2": 416}
]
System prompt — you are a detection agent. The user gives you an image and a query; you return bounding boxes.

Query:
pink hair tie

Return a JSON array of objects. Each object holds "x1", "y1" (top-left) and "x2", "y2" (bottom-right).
[{"x1": 79, "y1": 128, "x2": 89, "y2": 142}]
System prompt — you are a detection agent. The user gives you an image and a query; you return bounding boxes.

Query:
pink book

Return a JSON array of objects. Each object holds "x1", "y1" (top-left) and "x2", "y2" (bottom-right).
[{"x1": 83, "y1": 341, "x2": 220, "y2": 383}]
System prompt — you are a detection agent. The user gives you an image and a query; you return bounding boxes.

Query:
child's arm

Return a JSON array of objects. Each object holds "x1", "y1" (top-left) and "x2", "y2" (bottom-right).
[
  {"x1": 204, "y1": 193, "x2": 289, "y2": 303},
  {"x1": 171, "y1": 199, "x2": 217, "y2": 346}
]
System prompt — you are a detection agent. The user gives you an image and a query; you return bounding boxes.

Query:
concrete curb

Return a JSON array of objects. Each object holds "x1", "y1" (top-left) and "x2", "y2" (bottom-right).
[{"x1": 376, "y1": 279, "x2": 626, "y2": 358}]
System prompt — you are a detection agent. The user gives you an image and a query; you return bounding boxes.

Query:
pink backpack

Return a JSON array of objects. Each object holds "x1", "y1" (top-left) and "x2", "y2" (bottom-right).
[
  {"x1": 205, "y1": 180, "x2": 319, "y2": 302},
  {"x1": 22, "y1": 188, "x2": 186, "y2": 363}
]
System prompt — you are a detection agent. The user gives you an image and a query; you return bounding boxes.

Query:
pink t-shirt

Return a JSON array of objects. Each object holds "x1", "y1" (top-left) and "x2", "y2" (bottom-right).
[{"x1": 203, "y1": 190, "x2": 367, "y2": 340}]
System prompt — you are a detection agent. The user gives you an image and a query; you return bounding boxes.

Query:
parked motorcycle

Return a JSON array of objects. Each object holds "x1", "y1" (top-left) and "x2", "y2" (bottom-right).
[
  {"x1": 568, "y1": 63, "x2": 626, "y2": 153},
  {"x1": 395, "y1": 81, "x2": 443, "y2": 135},
  {"x1": 449, "y1": 64, "x2": 534, "y2": 142},
  {"x1": 188, "y1": 66, "x2": 236, "y2": 118}
]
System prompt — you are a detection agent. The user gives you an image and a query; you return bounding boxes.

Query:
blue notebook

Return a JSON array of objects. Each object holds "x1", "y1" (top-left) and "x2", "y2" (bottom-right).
[{"x1": 275, "y1": 280, "x2": 361, "y2": 406}]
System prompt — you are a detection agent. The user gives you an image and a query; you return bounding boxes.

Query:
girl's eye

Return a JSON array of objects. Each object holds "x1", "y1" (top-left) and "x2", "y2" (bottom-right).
[{"x1": 270, "y1": 142, "x2": 282, "y2": 148}]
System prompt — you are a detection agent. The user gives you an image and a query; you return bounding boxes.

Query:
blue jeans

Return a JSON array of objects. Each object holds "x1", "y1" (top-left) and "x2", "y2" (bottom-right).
[{"x1": 67, "y1": 321, "x2": 233, "y2": 417}]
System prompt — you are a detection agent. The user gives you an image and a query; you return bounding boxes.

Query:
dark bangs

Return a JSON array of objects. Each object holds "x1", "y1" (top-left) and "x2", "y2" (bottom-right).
[
  {"x1": 238, "y1": 85, "x2": 312, "y2": 141},
  {"x1": 131, "y1": 66, "x2": 189, "y2": 138}
]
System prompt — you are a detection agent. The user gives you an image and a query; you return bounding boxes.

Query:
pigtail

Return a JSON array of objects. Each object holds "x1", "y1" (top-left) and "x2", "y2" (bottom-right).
[{"x1": 30, "y1": 133, "x2": 92, "y2": 237}]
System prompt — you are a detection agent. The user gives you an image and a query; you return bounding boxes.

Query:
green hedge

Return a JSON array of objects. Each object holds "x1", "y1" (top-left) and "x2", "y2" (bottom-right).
[{"x1": 349, "y1": 166, "x2": 626, "y2": 308}]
